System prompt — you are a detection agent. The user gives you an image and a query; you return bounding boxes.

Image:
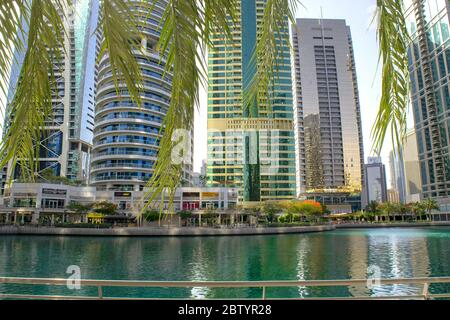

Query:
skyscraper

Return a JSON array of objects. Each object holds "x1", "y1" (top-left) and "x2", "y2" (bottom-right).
[
  {"x1": 207, "y1": 0, "x2": 297, "y2": 203},
  {"x1": 389, "y1": 149, "x2": 407, "y2": 203},
  {"x1": 291, "y1": 19, "x2": 364, "y2": 208},
  {"x1": 404, "y1": 0, "x2": 450, "y2": 206},
  {"x1": 364, "y1": 157, "x2": 388, "y2": 205},
  {"x1": 3, "y1": 0, "x2": 98, "y2": 183},
  {"x1": 402, "y1": 129, "x2": 423, "y2": 203},
  {"x1": 90, "y1": 0, "x2": 193, "y2": 193}
]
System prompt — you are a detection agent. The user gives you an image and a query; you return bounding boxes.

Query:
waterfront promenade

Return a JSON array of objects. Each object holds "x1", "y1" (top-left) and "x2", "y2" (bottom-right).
[
  {"x1": 0, "y1": 225, "x2": 335, "y2": 237},
  {"x1": 1, "y1": 222, "x2": 450, "y2": 237},
  {"x1": 336, "y1": 221, "x2": 450, "y2": 229}
]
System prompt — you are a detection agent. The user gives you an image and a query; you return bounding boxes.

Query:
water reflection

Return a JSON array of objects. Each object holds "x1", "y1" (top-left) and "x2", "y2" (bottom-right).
[
  {"x1": 295, "y1": 237, "x2": 310, "y2": 298},
  {"x1": 189, "y1": 241, "x2": 210, "y2": 299},
  {"x1": 0, "y1": 227, "x2": 449, "y2": 299},
  {"x1": 367, "y1": 229, "x2": 432, "y2": 297}
]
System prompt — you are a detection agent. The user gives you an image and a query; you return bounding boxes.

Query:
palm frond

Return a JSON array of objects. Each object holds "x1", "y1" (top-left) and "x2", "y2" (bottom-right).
[
  {"x1": 141, "y1": 0, "x2": 204, "y2": 215},
  {"x1": 0, "y1": 0, "x2": 68, "y2": 182},
  {"x1": 97, "y1": 0, "x2": 143, "y2": 107},
  {"x1": 243, "y1": 0, "x2": 300, "y2": 115},
  {"x1": 0, "y1": 0, "x2": 29, "y2": 107},
  {"x1": 202, "y1": 0, "x2": 238, "y2": 46},
  {"x1": 372, "y1": 0, "x2": 409, "y2": 155},
  {"x1": 141, "y1": 0, "x2": 302, "y2": 214},
  {"x1": 141, "y1": 0, "x2": 238, "y2": 215}
]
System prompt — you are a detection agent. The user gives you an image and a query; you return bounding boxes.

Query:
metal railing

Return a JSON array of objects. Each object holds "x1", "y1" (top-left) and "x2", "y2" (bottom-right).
[{"x1": 1, "y1": 276, "x2": 450, "y2": 300}]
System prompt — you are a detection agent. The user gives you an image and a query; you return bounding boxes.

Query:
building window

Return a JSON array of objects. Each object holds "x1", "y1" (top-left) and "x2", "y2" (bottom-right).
[{"x1": 42, "y1": 199, "x2": 65, "y2": 209}]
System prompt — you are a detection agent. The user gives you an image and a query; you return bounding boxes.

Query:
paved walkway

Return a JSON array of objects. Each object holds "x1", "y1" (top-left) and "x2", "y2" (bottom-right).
[
  {"x1": 1, "y1": 222, "x2": 449, "y2": 237},
  {"x1": 0, "y1": 225, "x2": 335, "y2": 237},
  {"x1": 335, "y1": 221, "x2": 450, "y2": 229}
]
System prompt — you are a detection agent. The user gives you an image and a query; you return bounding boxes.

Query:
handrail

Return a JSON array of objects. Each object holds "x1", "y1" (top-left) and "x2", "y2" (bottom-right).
[{"x1": 1, "y1": 276, "x2": 450, "y2": 300}]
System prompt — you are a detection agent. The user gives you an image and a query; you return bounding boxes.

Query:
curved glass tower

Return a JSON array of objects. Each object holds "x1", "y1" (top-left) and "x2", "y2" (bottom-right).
[{"x1": 91, "y1": 1, "x2": 176, "y2": 192}]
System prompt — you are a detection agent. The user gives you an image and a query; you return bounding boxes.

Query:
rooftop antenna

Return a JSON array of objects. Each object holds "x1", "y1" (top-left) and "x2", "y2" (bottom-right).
[
  {"x1": 320, "y1": 6, "x2": 324, "y2": 25},
  {"x1": 320, "y1": 6, "x2": 325, "y2": 40}
]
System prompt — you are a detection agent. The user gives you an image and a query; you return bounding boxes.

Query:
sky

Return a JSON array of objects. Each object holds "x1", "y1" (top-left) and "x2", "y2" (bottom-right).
[{"x1": 193, "y1": 0, "x2": 415, "y2": 187}]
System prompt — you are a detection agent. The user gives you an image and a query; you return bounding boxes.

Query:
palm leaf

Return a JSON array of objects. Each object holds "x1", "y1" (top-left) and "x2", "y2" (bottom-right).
[
  {"x1": 372, "y1": 0, "x2": 409, "y2": 155},
  {"x1": 0, "y1": 0, "x2": 68, "y2": 182},
  {"x1": 0, "y1": 0, "x2": 29, "y2": 107},
  {"x1": 141, "y1": 0, "x2": 205, "y2": 215},
  {"x1": 243, "y1": 0, "x2": 300, "y2": 115},
  {"x1": 97, "y1": 0, "x2": 143, "y2": 107},
  {"x1": 141, "y1": 0, "x2": 303, "y2": 216},
  {"x1": 140, "y1": 0, "x2": 238, "y2": 217}
]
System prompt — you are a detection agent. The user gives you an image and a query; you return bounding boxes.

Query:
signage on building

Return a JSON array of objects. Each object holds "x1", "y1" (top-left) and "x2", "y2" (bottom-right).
[
  {"x1": 12, "y1": 193, "x2": 37, "y2": 197},
  {"x1": 42, "y1": 189, "x2": 67, "y2": 196},
  {"x1": 183, "y1": 202, "x2": 200, "y2": 210},
  {"x1": 114, "y1": 192, "x2": 132, "y2": 198},
  {"x1": 202, "y1": 192, "x2": 219, "y2": 199},
  {"x1": 183, "y1": 192, "x2": 200, "y2": 198},
  {"x1": 87, "y1": 213, "x2": 105, "y2": 224}
]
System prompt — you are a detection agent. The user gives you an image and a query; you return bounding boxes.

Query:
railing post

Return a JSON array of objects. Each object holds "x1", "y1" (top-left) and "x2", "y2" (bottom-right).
[
  {"x1": 262, "y1": 286, "x2": 266, "y2": 300},
  {"x1": 422, "y1": 282, "x2": 429, "y2": 300},
  {"x1": 98, "y1": 286, "x2": 103, "y2": 299}
]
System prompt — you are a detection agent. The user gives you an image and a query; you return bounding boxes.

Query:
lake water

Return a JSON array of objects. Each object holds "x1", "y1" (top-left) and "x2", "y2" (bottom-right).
[{"x1": 1, "y1": 227, "x2": 450, "y2": 299}]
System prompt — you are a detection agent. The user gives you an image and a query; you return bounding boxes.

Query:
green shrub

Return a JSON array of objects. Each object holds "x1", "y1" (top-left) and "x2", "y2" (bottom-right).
[
  {"x1": 144, "y1": 210, "x2": 161, "y2": 222},
  {"x1": 178, "y1": 210, "x2": 193, "y2": 219},
  {"x1": 202, "y1": 213, "x2": 217, "y2": 220},
  {"x1": 92, "y1": 201, "x2": 118, "y2": 215}
]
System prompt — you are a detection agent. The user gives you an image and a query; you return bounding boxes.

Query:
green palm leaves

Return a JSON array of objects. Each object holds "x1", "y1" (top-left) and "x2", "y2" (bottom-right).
[
  {"x1": 0, "y1": 0, "x2": 67, "y2": 181},
  {"x1": 0, "y1": 0, "x2": 145, "y2": 183},
  {"x1": 0, "y1": 1, "x2": 27, "y2": 100},
  {"x1": 142, "y1": 0, "x2": 239, "y2": 212},
  {"x1": 98, "y1": 0, "x2": 144, "y2": 108},
  {"x1": 0, "y1": 0, "x2": 414, "y2": 210},
  {"x1": 143, "y1": 0, "x2": 300, "y2": 212},
  {"x1": 244, "y1": 0, "x2": 298, "y2": 115},
  {"x1": 373, "y1": 0, "x2": 410, "y2": 155}
]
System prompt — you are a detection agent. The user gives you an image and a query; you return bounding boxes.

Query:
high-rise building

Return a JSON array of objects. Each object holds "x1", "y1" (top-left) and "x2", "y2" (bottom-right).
[
  {"x1": 291, "y1": 19, "x2": 364, "y2": 208},
  {"x1": 90, "y1": 0, "x2": 193, "y2": 193},
  {"x1": 388, "y1": 189, "x2": 401, "y2": 203},
  {"x1": 402, "y1": 129, "x2": 423, "y2": 203},
  {"x1": 207, "y1": 0, "x2": 297, "y2": 203},
  {"x1": 389, "y1": 149, "x2": 407, "y2": 203},
  {"x1": 364, "y1": 157, "x2": 388, "y2": 205},
  {"x1": 3, "y1": 0, "x2": 98, "y2": 184},
  {"x1": 404, "y1": 0, "x2": 450, "y2": 206}
]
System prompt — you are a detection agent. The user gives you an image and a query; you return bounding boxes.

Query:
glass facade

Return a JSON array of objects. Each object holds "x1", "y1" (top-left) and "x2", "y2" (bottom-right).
[
  {"x1": 207, "y1": 0, "x2": 297, "y2": 203},
  {"x1": 66, "y1": 0, "x2": 100, "y2": 181},
  {"x1": 3, "y1": 0, "x2": 96, "y2": 183},
  {"x1": 291, "y1": 19, "x2": 364, "y2": 200},
  {"x1": 404, "y1": 0, "x2": 450, "y2": 200}
]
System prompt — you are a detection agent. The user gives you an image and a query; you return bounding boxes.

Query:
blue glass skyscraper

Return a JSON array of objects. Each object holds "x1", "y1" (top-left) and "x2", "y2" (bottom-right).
[
  {"x1": 3, "y1": 0, "x2": 99, "y2": 183},
  {"x1": 404, "y1": 0, "x2": 450, "y2": 208}
]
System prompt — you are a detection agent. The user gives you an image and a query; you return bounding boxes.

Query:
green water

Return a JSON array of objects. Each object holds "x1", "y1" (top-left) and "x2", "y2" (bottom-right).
[{"x1": 1, "y1": 227, "x2": 450, "y2": 299}]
